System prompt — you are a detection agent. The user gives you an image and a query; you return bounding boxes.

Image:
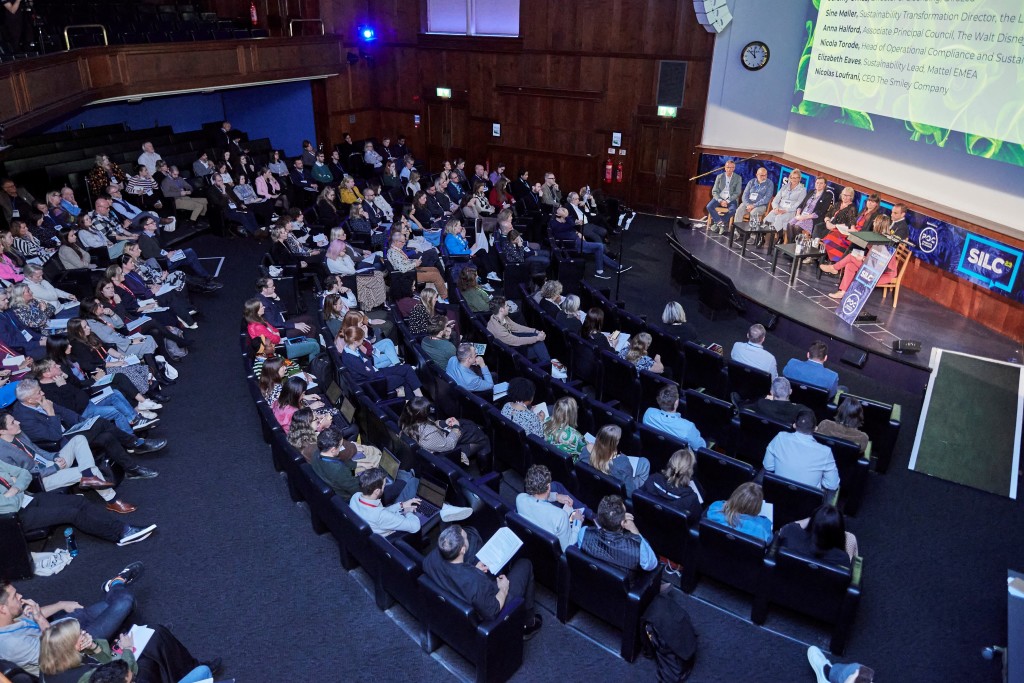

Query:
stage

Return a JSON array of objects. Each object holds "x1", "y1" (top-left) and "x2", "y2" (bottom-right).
[{"x1": 668, "y1": 221, "x2": 1023, "y2": 393}]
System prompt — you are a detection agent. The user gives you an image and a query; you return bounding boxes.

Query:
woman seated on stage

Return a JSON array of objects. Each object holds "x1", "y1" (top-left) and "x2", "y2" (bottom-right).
[
  {"x1": 822, "y1": 191, "x2": 880, "y2": 262},
  {"x1": 820, "y1": 214, "x2": 897, "y2": 299},
  {"x1": 786, "y1": 177, "x2": 833, "y2": 243}
]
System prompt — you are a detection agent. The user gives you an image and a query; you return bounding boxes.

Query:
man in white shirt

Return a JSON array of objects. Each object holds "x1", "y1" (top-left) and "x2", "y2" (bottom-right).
[
  {"x1": 137, "y1": 142, "x2": 162, "y2": 174},
  {"x1": 350, "y1": 467, "x2": 471, "y2": 536},
  {"x1": 730, "y1": 323, "x2": 778, "y2": 379},
  {"x1": 514, "y1": 464, "x2": 584, "y2": 551},
  {"x1": 566, "y1": 192, "x2": 607, "y2": 243}
]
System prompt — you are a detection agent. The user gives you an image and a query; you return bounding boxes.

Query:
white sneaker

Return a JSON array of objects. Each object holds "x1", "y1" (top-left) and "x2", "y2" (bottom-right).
[
  {"x1": 440, "y1": 503, "x2": 473, "y2": 522},
  {"x1": 481, "y1": 283, "x2": 495, "y2": 293},
  {"x1": 593, "y1": 271, "x2": 611, "y2": 279},
  {"x1": 486, "y1": 271, "x2": 502, "y2": 282},
  {"x1": 137, "y1": 411, "x2": 159, "y2": 421},
  {"x1": 807, "y1": 646, "x2": 831, "y2": 683},
  {"x1": 437, "y1": 298, "x2": 450, "y2": 305},
  {"x1": 137, "y1": 399, "x2": 163, "y2": 411}
]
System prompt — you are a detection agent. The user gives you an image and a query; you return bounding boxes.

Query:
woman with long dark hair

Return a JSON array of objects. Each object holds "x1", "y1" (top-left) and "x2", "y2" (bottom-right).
[
  {"x1": 66, "y1": 317, "x2": 166, "y2": 392},
  {"x1": 778, "y1": 504, "x2": 857, "y2": 567},
  {"x1": 399, "y1": 395, "x2": 492, "y2": 471}
]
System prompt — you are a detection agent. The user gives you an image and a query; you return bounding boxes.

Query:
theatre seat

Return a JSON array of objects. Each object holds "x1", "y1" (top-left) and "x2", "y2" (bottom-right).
[
  {"x1": 637, "y1": 422, "x2": 691, "y2": 475},
  {"x1": 761, "y1": 472, "x2": 825, "y2": 531},
  {"x1": 506, "y1": 511, "x2": 563, "y2": 590},
  {"x1": 789, "y1": 382, "x2": 832, "y2": 422},
  {"x1": 694, "y1": 448, "x2": 756, "y2": 506},
  {"x1": 573, "y1": 460, "x2": 628, "y2": 510},
  {"x1": 0, "y1": 513, "x2": 34, "y2": 581},
  {"x1": 368, "y1": 533, "x2": 425, "y2": 620},
  {"x1": 828, "y1": 392, "x2": 901, "y2": 474},
  {"x1": 732, "y1": 409, "x2": 793, "y2": 468},
  {"x1": 682, "y1": 389, "x2": 735, "y2": 451},
  {"x1": 418, "y1": 574, "x2": 527, "y2": 683},
  {"x1": 683, "y1": 341, "x2": 726, "y2": 397},
  {"x1": 487, "y1": 406, "x2": 531, "y2": 476},
  {"x1": 726, "y1": 359, "x2": 773, "y2": 403},
  {"x1": 526, "y1": 435, "x2": 579, "y2": 496},
  {"x1": 631, "y1": 489, "x2": 697, "y2": 572},
  {"x1": 557, "y1": 545, "x2": 662, "y2": 661},
  {"x1": 757, "y1": 544, "x2": 863, "y2": 655},
  {"x1": 682, "y1": 518, "x2": 770, "y2": 596}
]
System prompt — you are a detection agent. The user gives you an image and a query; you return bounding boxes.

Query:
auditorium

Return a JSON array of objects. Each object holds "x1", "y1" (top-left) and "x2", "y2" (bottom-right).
[{"x1": 0, "y1": 0, "x2": 1022, "y2": 681}]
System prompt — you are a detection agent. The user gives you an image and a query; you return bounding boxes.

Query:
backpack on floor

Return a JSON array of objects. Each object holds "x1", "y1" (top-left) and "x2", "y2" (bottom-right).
[
  {"x1": 641, "y1": 590, "x2": 698, "y2": 682},
  {"x1": 308, "y1": 352, "x2": 333, "y2": 389}
]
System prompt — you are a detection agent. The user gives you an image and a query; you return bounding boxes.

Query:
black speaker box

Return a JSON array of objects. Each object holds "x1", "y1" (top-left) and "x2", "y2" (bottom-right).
[
  {"x1": 841, "y1": 348, "x2": 868, "y2": 368},
  {"x1": 892, "y1": 339, "x2": 922, "y2": 354}
]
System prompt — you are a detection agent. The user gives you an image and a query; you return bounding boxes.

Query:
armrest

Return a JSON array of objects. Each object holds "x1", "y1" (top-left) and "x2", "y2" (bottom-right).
[
  {"x1": 474, "y1": 471, "x2": 502, "y2": 492},
  {"x1": 478, "y1": 596, "x2": 526, "y2": 637},
  {"x1": 628, "y1": 565, "x2": 663, "y2": 602},
  {"x1": 890, "y1": 402, "x2": 901, "y2": 424},
  {"x1": 863, "y1": 441, "x2": 873, "y2": 467}
]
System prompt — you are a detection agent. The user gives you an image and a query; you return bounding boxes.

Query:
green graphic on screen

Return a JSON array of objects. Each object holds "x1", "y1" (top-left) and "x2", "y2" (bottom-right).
[{"x1": 792, "y1": 0, "x2": 1024, "y2": 168}]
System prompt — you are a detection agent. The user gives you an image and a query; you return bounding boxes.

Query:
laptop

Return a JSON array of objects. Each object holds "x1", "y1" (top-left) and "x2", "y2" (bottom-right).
[
  {"x1": 339, "y1": 397, "x2": 356, "y2": 424},
  {"x1": 413, "y1": 479, "x2": 447, "y2": 525},
  {"x1": 379, "y1": 448, "x2": 401, "y2": 480}
]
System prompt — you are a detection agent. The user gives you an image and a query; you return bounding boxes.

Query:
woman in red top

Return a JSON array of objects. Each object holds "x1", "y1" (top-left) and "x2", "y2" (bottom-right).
[
  {"x1": 488, "y1": 178, "x2": 514, "y2": 211},
  {"x1": 244, "y1": 298, "x2": 281, "y2": 345},
  {"x1": 821, "y1": 214, "x2": 900, "y2": 299}
]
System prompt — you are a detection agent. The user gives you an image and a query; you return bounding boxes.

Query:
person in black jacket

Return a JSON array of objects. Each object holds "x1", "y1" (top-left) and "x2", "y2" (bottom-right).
[
  {"x1": 639, "y1": 448, "x2": 704, "y2": 522},
  {"x1": 747, "y1": 377, "x2": 809, "y2": 425},
  {"x1": 134, "y1": 216, "x2": 217, "y2": 283},
  {"x1": 206, "y1": 175, "x2": 260, "y2": 236}
]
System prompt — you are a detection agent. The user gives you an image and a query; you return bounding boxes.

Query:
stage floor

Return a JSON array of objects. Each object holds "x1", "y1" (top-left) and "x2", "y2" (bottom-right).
[{"x1": 671, "y1": 222, "x2": 1022, "y2": 370}]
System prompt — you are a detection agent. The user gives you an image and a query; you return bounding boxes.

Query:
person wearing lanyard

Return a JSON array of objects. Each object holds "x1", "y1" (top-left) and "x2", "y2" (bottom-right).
[
  {"x1": 0, "y1": 290, "x2": 44, "y2": 360},
  {"x1": 762, "y1": 169, "x2": 809, "y2": 243},
  {"x1": 739, "y1": 167, "x2": 773, "y2": 225}
]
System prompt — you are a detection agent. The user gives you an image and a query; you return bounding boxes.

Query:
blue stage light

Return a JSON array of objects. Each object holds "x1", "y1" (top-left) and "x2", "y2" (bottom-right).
[{"x1": 358, "y1": 25, "x2": 376, "y2": 41}]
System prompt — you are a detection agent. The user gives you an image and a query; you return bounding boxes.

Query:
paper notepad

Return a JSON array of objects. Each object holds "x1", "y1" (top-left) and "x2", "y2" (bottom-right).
[
  {"x1": 92, "y1": 374, "x2": 114, "y2": 387},
  {"x1": 2, "y1": 355, "x2": 24, "y2": 367},
  {"x1": 89, "y1": 387, "x2": 113, "y2": 404},
  {"x1": 126, "y1": 316, "x2": 152, "y2": 332},
  {"x1": 475, "y1": 527, "x2": 523, "y2": 575},
  {"x1": 492, "y1": 381, "x2": 509, "y2": 401},
  {"x1": 759, "y1": 501, "x2": 774, "y2": 524},
  {"x1": 128, "y1": 624, "x2": 156, "y2": 656},
  {"x1": 532, "y1": 402, "x2": 548, "y2": 417}
]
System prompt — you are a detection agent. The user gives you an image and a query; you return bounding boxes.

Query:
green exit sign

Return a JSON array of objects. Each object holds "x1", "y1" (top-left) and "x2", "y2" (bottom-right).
[
  {"x1": 657, "y1": 105, "x2": 678, "y2": 118},
  {"x1": 436, "y1": 87, "x2": 452, "y2": 99}
]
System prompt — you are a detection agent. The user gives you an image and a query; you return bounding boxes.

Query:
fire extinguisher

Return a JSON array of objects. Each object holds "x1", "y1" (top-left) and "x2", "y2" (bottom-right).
[
  {"x1": 250, "y1": 0, "x2": 258, "y2": 27},
  {"x1": 615, "y1": 161, "x2": 624, "y2": 184},
  {"x1": 604, "y1": 158, "x2": 614, "y2": 184}
]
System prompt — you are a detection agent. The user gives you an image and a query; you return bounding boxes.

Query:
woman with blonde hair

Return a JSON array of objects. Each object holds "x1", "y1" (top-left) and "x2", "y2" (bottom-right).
[
  {"x1": 619, "y1": 331, "x2": 665, "y2": 374},
  {"x1": 640, "y1": 448, "x2": 704, "y2": 520},
  {"x1": 706, "y1": 482, "x2": 772, "y2": 542},
  {"x1": 658, "y1": 300, "x2": 698, "y2": 344},
  {"x1": 583, "y1": 424, "x2": 650, "y2": 496},
  {"x1": 543, "y1": 396, "x2": 589, "y2": 460}
]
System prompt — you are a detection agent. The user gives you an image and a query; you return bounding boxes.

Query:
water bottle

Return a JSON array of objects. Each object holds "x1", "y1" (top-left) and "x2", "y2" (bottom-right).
[{"x1": 64, "y1": 527, "x2": 78, "y2": 558}]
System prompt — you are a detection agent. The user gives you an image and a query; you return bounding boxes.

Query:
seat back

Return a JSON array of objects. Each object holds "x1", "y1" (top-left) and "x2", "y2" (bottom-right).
[
  {"x1": 631, "y1": 489, "x2": 696, "y2": 569},
  {"x1": 573, "y1": 460, "x2": 627, "y2": 510},
  {"x1": 789, "y1": 382, "x2": 832, "y2": 422},
  {"x1": 726, "y1": 359, "x2": 773, "y2": 402},
  {"x1": 877, "y1": 241, "x2": 912, "y2": 307},
  {"x1": 585, "y1": 397, "x2": 638, "y2": 452},
  {"x1": 830, "y1": 392, "x2": 900, "y2": 474},
  {"x1": 487, "y1": 406, "x2": 531, "y2": 476},
  {"x1": 567, "y1": 332, "x2": 603, "y2": 392},
  {"x1": 693, "y1": 448, "x2": 755, "y2": 506},
  {"x1": 506, "y1": 511, "x2": 563, "y2": 589},
  {"x1": 457, "y1": 478, "x2": 509, "y2": 540},
  {"x1": 690, "y1": 518, "x2": 769, "y2": 595},
  {"x1": 638, "y1": 370, "x2": 678, "y2": 416},
  {"x1": 761, "y1": 472, "x2": 825, "y2": 530},
  {"x1": 637, "y1": 422, "x2": 690, "y2": 475},
  {"x1": 598, "y1": 350, "x2": 642, "y2": 416},
  {"x1": 814, "y1": 432, "x2": 869, "y2": 515},
  {"x1": 367, "y1": 533, "x2": 424, "y2": 617},
  {"x1": 733, "y1": 409, "x2": 793, "y2": 468},
  {"x1": 0, "y1": 513, "x2": 34, "y2": 580},
  {"x1": 682, "y1": 341, "x2": 725, "y2": 396},
  {"x1": 412, "y1": 448, "x2": 470, "y2": 506},
  {"x1": 682, "y1": 389, "x2": 735, "y2": 450},
  {"x1": 766, "y1": 546, "x2": 860, "y2": 653}
]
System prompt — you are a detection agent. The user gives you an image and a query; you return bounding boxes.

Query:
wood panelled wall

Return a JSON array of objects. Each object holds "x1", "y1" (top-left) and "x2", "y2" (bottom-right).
[
  {"x1": 318, "y1": 0, "x2": 715, "y2": 209},
  {"x1": 0, "y1": 37, "x2": 345, "y2": 136}
]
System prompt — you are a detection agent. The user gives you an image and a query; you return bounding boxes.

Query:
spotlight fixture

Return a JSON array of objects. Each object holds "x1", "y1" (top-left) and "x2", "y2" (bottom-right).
[{"x1": 357, "y1": 25, "x2": 376, "y2": 42}]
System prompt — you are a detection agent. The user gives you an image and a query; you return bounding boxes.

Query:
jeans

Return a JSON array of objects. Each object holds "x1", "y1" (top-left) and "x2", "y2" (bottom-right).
[
  {"x1": 383, "y1": 469, "x2": 419, "y2": 506},
  {"x1": 170, "y1": 247, "x2": 212, "y2": 279},
  {"x1": 372, "y1": 338, "x2": 401, "y2": 368},
  {"x1": 578, "y1": 239, "x2": 619, "y2": 271},
  {"x1": 706, "y1": 198, "x2": 737, "y2": 225},
  {"x1": 829, "y1": 663, "x2": 865, "y2": 683},
  {"x1": 83, "y1": 392, "x2": 139, "y2": 435},
  {"x1": 65, "y1": 586, "x2": 136, "y2": 641},
  {"x1": 283, "y1": 337, "x2": 320, "y2": 364},
  {"x1": 178, "y1": 665, "x2": 213, "y2": 683}
]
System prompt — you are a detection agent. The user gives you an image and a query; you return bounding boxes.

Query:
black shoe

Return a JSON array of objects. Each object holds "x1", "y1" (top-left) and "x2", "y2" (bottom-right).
[
  {"x1": 523, "y1": 614, "x2": 543, "y2": 640},
  {"x1": 147, "y1": 389, "x2": 170, "y2": 403},
  {"x1": 125, "y1": 466, "x2": 159, "y2": 480},
  {"x1": 130, "y1": 439, "x2": 168, "y2": 455},
  {"x1": 103, "y1": 560, "x2": 144, "y2": 592},
  {"x1": 118, "y1": 524, "x2": 157, "y2": 546},
  {"x1": 200, "y1": 658, "x2": 224, "y2": 678}
]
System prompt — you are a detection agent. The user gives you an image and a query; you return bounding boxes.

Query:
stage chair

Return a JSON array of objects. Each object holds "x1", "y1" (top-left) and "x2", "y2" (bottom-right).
[
  {"x1": 418, "y1": 574, "x2": 527, "y2": 683},
  {"x1": 761, "y1": 472, "x2": 825, "y2": 531},
  {"x1": 557, "y1": 545, "x2": 663, "y2": 662},
  {"x1": 877, "y1": 242, "x2": 913, "y2": 308},
  {"x1": 757, "y1": 544, "x2": 863, "y2": 655}
]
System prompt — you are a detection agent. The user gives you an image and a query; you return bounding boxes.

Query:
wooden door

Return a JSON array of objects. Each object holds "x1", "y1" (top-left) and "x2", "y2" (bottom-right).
[
  {"x1": 630, "y1": 118, "x2": 698, "y2": 216},
  {"x1": 424, "y1": 99, "x2": 468, "y2": 172}
]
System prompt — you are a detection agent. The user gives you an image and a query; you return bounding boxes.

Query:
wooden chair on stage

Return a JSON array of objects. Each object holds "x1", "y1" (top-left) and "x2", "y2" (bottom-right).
[
  {"x1": 706, "y1": 205, "x2": 735, "y2": 235},
  {"x1": 877, "y1": 242, "x2": 912, "y2": 308}
]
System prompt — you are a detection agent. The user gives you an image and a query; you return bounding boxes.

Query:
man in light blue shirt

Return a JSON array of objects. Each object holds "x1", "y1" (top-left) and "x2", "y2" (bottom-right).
[
  {"x1": 763, "y1": 409, "x2": 840, "y2": 493},
  {"x1": 445, "y1": 343, "x2": 494, "y2": 392},
  {"x1": 576, "y1": 495, "x2": 658, "y2": 571},
  {"x1": 641, "y1": 384, "x2": 706, "y2": 451},
  {"x1": 739, "y1": 167, "x2": 773, "y2": 223},
  {"x1": 730, "y1": 323, "x2": 778, "y2": 379},
  {"x1": 515, "y1": 464, "x2": 584, "y2": 551},
  {"x1": 783, "y1": 340, "x2": 840, "y2": 398}
]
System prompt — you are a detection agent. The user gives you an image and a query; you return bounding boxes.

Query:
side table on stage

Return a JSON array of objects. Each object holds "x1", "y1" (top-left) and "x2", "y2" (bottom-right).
[
  {"x1": 729, "y1": 221, "x2": 778, "y2": 257},
  {"x1": 772, "y1": 243, "x2": 826, "y2": 287}
]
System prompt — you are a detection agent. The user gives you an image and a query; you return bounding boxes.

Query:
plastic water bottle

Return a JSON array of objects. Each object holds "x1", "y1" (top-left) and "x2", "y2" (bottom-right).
[{"x1": 64, "y1": 527, "x2": 78, "y2": 558}]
